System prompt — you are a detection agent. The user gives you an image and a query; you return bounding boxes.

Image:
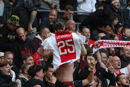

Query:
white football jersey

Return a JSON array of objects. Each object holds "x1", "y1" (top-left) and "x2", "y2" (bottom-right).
[{"x1": 41, "y1": 32, "x2": 86, "y2": 70}]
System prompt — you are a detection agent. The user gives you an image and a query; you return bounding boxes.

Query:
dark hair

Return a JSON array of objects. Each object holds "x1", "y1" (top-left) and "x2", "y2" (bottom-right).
[
  {"x1": 45, "y1": 64, "x2": 53, "y2": 71},
  {"x1": 93, "y1": 54, "x2": 98, "y2": 60},
  {"x1": 28, "y1": 65, "x2": 43, "y2": 78},
  {"x1": 115, "y1": 73, "x2": 125, "y2": 85},
  {"x1": 22, "y1": 53, "x2": 32, "y2": 61},
  {"x1": 87, "y1": 54, "x2": 98, "y2": 60},
  {"x1": 84, "y1": 44, "x2": 93, "y2": 55},
  {"x1": 39, "y1": 27, "x2": 49, "y2": 35},
  {"x1": 65, "y1": 5, "x2": 74, "y2": 11},
  {"x1": 101, "y1": 34, "x2": 115, "y2": 40},
  {"x1": 99, "y1": 49, "x2": 109, "y2": 57},
  {"x1": 95, "y1": 2, "x2": 104, "y2": 8},
  {"x1": 115, "y1": 23, "x2": 123, "y2": 30},
  {"x1": 55, "y1": 21, "x2": 65, "y2": 30}
]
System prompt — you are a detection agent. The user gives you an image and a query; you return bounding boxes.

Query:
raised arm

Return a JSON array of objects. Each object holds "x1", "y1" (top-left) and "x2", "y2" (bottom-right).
[
  {"x1": 28, "y1": 10, "x2": 37, "y2": 33},
  {"x1": 81, "y1": 44, "x2": 87, "y2": 56},
  {"x1": 96, "y1": 51, "x2": 107, "y2": 69},
  {"x1": 82, "y1": 61, "x2": 95, "y2": 86}
]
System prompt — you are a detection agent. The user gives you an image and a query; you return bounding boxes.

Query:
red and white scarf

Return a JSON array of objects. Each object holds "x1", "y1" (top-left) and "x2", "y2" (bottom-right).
[{"x1": 93, "y1": 40, "x2": 130, "y2": 53}]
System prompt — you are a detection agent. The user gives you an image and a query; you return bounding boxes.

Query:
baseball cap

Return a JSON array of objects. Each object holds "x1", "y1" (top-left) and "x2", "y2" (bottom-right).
[{"x1": 0, "y1": 52, "x2": 4, "y2": 57}]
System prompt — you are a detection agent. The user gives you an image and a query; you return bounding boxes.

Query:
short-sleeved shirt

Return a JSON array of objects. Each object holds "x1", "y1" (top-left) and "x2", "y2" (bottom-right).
[
  {"x1": 12, "y1": 0, "x2": 37, "y2": 30},
  {"x1": 41, "y1": 30, "x2": 86, "y2": 70}
]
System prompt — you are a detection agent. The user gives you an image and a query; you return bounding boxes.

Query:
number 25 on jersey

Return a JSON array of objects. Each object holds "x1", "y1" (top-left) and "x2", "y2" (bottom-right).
[{"x1": 57, "y1": 39, "x2": 76, "y2": 63}]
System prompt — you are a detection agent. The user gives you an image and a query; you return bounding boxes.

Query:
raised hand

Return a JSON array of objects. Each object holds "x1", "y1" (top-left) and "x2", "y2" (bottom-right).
[{"x1": 46, "y1": 75, "x2": 57, "y2": 84}]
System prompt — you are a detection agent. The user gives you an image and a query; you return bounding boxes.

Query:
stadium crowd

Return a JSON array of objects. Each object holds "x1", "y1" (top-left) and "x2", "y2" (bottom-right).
[{"x1": 0, "y1": 0, "x2": 130, "y2": 87}]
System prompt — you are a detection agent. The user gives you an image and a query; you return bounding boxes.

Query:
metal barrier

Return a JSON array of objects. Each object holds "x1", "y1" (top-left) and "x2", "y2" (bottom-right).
[
  {"x1": 37, "y1": 9, "x2": 91, "y2": 15},
  {"x1": 37, "y1": 9, "x2": 91, "y2": 31}
]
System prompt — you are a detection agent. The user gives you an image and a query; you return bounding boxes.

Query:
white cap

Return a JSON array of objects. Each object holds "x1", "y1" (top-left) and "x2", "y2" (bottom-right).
[{"x1": 0, "y1": 52, "x2": 4, "y2": 57}]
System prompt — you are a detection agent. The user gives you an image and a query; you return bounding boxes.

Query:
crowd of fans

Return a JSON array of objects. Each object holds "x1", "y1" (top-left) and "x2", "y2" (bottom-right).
[{"x1": 0, "y1": 0, "x2": 130, "y2": 87}]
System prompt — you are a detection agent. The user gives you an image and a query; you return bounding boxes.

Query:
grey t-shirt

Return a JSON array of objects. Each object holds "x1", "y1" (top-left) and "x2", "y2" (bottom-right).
[{"x1": 0, "y1": 1, "x2": 4, "y2": 16}]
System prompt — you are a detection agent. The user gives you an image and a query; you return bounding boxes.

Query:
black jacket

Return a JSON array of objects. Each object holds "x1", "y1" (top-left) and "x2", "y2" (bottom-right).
[
  {"x1": 0, "y1": 25, "x2": 17, "y2": 52},
  {"x1": 24, "y1": 78, "x2": 45, "y2": 87},
  {"x1": 13, "y1": 37, "x2": 35, "y2": 70},
  {"x1": 120, "y1": 56, "x2": 130, "y2": 68},
  {"x1": 0, "y1": 71, "x2": 12, "y2": 86},
  {"x1": 110, "y1": 6, "x2": 124, "y2": 24},
  {"x1": 40, "y1": 17, "x2": 56, "y2": 33},
  {"x1": 121, "y1": 7, "x2": 130, "y2": 27},
  {"x1": 96, "y1": 68, "x2": 116, "y2": 87},
  {"x1": 43, "y1": 78, "x2": 55, "y2": 87}
]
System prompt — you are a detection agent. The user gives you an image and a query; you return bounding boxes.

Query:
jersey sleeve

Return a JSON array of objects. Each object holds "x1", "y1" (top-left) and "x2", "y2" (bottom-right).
[
  {"x1": 78, "y1": 34, "x2": 87, "y2": 44},
  {"x1": 41, "y1": 38, "x2": 53, "y2": 50}
]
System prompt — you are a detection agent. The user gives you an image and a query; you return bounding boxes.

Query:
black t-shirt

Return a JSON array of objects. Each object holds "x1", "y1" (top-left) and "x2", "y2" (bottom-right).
[
  {"x1": 60, "y1": 0, "x2": 77, "y2": 10},
  {"x1": 12, "y1": 0, "x2": 37, "y2": 30},
  {"x1": 13, "y1": 38, "x2": 35, "y2": 70},
  {"x1": 24, "y1": 78, "x2": 45, "y2": 87}
]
